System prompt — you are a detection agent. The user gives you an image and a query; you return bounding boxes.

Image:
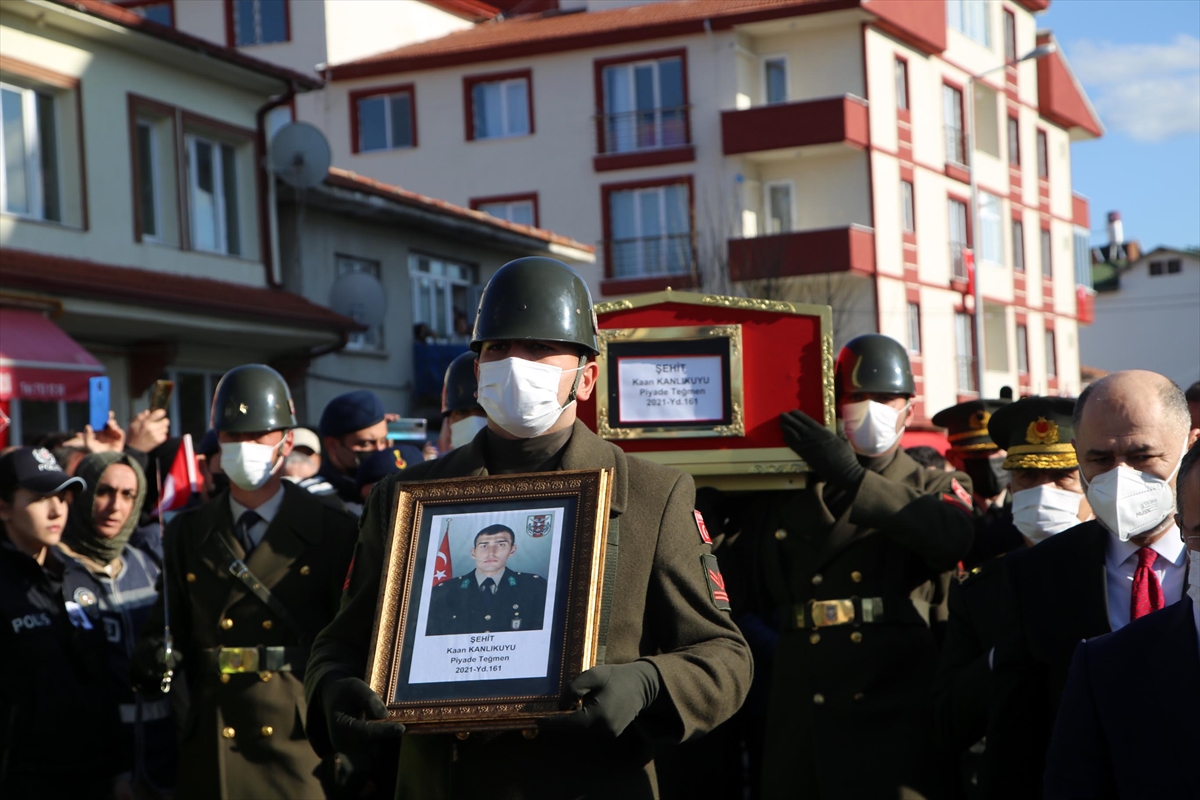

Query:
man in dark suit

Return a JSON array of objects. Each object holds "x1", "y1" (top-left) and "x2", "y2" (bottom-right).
[
  {"x1": 984, "y1": 370, "x2": 1198, "y2": 799},
  {"x1": 426, "y1": 524, "x2": 547, "y2": 635},
  {"x1": 1043, "y1": 439, "x2": 1200, "y2": 799}
]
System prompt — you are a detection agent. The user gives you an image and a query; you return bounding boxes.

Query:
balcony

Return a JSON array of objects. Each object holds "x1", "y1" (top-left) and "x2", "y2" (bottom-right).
[
  {"x1": 593, "y1": 106, "x2": 695, "y2": 172},
  {"x1": 601, "y1": 233, "x2": 697, "y2": 294},
  {"x1": 726, "y1": 226, "x2": 875, "y2": 282},
  {"x1": 721, "y1": 95, "x2": 868, "y2": 158}
]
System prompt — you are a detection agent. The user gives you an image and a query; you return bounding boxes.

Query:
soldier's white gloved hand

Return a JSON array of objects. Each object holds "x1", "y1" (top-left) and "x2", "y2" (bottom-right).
[
  {"x1": 323, "y1": 676, "x2": 406, "y2": 753},
  {"x1": 539, "y1": 661, "x2": 661, "y2": 738}
]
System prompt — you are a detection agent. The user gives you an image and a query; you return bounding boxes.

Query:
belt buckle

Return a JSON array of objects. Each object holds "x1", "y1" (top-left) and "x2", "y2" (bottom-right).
[
  {"x1": 218, "y1": 647, "x2": 259, "y2": 674},
  {"x1": 810, "y1": 599, "x2": 855, "y2": 627}
]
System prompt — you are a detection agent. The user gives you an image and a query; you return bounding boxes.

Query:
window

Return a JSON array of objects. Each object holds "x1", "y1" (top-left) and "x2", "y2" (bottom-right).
[
  {"x1": 600, "y1": 54, "x2": 686, "y2": 154},
  {"x1": 468, "y1": 73, "x2": 531, "y2": 140},
  {"x1": 475, "y1": 198, "x2": 537, "y2": 227},
  {"x1": 955, "y1": 311, "x2": 976, "y2": 392},
  {"x1": 895, "y1": 58, "x2": 909, "y2": 111},
  {"x1": 907, "y1": 302, "x2": 921, "y2": 353},
  {"x1": 948, "y1": 0, "x2": 990, "y2": 46},
  {"x1": 1168, "y1": 259, "x2": 1183, "y2": 274},
  {"x1": 1012, "y1": 219, "x2": 1025, "y2": 272},
  {"x1": 353, "y1": 86, "x2": 415, "y2": 153},
  {"x1": 167, "y1": 369, "x2": 224, "y2": 441},
  {"x1": 1036, "y1": 129, "x2": 1048, "y2": 178},
  {"x1": 118, "y1": 0, "x2": 174, "y2": 26},
  {"x1": 410, "y1": 254, "x2": 478, "y2": 340},
  {"x1": 1074, "y1": 230, "x2": 1092, "y2": 288},
  {"x1": 187, "y1": 135, "x2": 239, "y2": 256},
  {"x1": 1045, "y1": 329, "x2": 1057, "y2": 377},
  {"x1": 901, "y1": 180, "x2": 915, "y2": 234},
  {"x1": 230, "y1": 0, "x2": 288, "y2": 47},
  {"x1": 1149, "y1": 260, "x2": 1164, "y2": 276},
  {"x1": 1040, "y1": 227, "x2": 1052, "y2": 279},
  {"x1": 1016, "y1": 323, "x2": 1029, "y2": 373},
  {"x1": 763, "y1": 56, "x2": 788, "y2": 105},
  {"x1": 765, "y1": 182, "x2": 793, "y2": 234},
  {"x1": 944, "y1": 84, "x2": 966, "y2": 165},
  {"x1": 0, "y1": 83, "x2": 60, "y2": 221},
  {"x1": 607, "y1": 181, "x2": 692, "y2": 279},
  {"x1": 1007, "y1": 116, "x2": 1020, "y2": 166},
  {"x1": 1004, "y1": 9, "x2": 1017, "y2": 61},
  {"x1": 948, "y1": 198, "x2": 970, "y2": 280},
  {"x1": 337, "y1": 256, "x2": 384, "y2": 350},
  {"x1": 135, "y1": 121, "x2": 159, "y2": 240},
  {"x1": 979, "y1": 192, "x2": 1003, "y2": 264}
]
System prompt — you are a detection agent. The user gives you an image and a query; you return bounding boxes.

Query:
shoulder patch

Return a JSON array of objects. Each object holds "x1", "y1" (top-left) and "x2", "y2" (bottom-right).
[
  {"x1": 507, "y1": 574, "x2": 517, "y2": 587},
  {"x1": 693, "y1": 510, "x2": 712, "y2": 545},
  {"x1": 700, "y1": 554, "x2": 732, "y2": 612},
  {"x1": 461, "y1": 577, "x2": 472, "y2": 589}
]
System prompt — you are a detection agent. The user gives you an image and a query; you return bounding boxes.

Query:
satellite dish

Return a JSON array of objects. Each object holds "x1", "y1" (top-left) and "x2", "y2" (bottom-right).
[
  {"x1": 329, "y1": 271, "x2": 387, "y2": 328},
  {"x1": 269, "y1": 122, "x2": 331, "y2": 189}
]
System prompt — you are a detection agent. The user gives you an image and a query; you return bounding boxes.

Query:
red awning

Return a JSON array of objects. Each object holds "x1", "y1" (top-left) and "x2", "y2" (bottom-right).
[
  {"x1": 901, "y1": 429, "x2": 950, "y2": 456},
  {"x1": 0, "y1": 308, "x2": 104, "y2": 402}
]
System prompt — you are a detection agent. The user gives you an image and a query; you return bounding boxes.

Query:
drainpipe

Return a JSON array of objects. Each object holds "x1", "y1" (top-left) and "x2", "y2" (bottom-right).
[{"x1": 255, "y1": 82, "x2": 297, "y2": 289}]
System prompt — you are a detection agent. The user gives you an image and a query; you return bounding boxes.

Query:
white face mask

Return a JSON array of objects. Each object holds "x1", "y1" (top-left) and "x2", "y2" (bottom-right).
[
  {"x1": 477, "y1": 357, "x2": 583, "y2": 439},
  {"x1": 1080, "y1": 442, "x2": 1186, "y2": 542},
  {"x1": 1187, "y1": 550, "x2": 1199, "y2": 606},
  {"x1": 841, "y1": 400, "x2": 908, "y2": 456},
  {"x1": 449, "y1": 415, "x2": 489, "y2": 450},
  {"x1": 220, "y1": 439, "x2": 284, "y2": 491},
  {"x1": 1011, "y1": 484, "x2": 1084, "y2": 544}
]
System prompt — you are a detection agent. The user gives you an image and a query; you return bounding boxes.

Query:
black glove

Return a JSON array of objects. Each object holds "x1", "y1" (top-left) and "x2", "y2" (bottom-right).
[
  {"x1": 539, "y1": 661, "x2": 660, "y2": 738},
  {"x1": 780, "y1": 410, "x2": 865, "y2": 490},
  {"x1": 321, "y1": 677, "x2": 406, "y2": 754}
]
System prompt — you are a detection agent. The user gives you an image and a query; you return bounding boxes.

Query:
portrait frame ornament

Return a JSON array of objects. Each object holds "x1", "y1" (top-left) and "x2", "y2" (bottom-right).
[{"x1": 366, "y1": 469, "x2": 613, "y2": 734}]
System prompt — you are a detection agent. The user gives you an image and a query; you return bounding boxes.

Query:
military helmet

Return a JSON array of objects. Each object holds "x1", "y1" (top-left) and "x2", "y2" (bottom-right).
[
  {"x1": 835, "y1": 334, "x2": 915, "y2": 397},
  {"x1": 470, "y1": 257, "x2": 599, "y2": 355},
  {"x1": 442, "y1": 352, "x2": 482, "y2": 415},
  {"x1": 210, "y1": 364, "x2": 296, "y2": 434}
]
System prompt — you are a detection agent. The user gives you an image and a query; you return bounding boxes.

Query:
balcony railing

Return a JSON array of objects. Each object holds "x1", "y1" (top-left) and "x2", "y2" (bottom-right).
[
  {"x1": 945, "y1": 124, "x2": 967, "y2": 167},
  {"x1": 606, "y1": 233, "x2": 694, "y2": 280},
  {"x1": 950, "y1": 242, "x2": 970, "y2": 281},
  {"x1": 596, "y1": 106, "x2": 691, "y2": 155}
]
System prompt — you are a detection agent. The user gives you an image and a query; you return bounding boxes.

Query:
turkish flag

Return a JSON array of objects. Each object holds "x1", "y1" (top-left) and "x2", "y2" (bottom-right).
[
  {"x1": 157, "y1": 434, "x2": 199, "y2": 514},
  {"x1": 433, "y1": 528, "x2": 453, "y2": 588}
]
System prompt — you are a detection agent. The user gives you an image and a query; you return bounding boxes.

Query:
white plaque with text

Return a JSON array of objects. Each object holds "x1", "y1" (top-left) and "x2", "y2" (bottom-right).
[{"x1": 616, "y1": 355, "x2": 725, "y2": 424}]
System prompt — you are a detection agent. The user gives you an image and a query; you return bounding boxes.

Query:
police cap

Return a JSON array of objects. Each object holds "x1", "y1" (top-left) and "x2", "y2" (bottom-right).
[
  {"x1": 986, "y1": 396, "x2": 1077, "y2": 470},
  {"x1": 932, "y1": 399, "x2": 1011, "y2": 455},
  {"x1": 319, "y1": 390, "x2": 385, "y2": 439}
]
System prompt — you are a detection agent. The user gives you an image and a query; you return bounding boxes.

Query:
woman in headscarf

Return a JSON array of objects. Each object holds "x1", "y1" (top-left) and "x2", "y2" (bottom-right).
[{"x1": 58, "y1": 451, "x2": 178, "y2": 800}]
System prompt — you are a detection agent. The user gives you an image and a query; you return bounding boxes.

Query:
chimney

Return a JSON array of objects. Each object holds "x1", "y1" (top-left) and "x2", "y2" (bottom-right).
[{"x1": 1107, "y1": 210, "x2": 1124, "y2": 248}]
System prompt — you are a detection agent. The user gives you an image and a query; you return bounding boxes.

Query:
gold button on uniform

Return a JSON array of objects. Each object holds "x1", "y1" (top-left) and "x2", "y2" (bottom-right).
[
  {"x1": 262, "y1": 620, "x2": 273, "y2": 630},
  {"x1": 850, "y1": 571, "x2": 863, "y2": 583},
  {"x1": 813, "y1": 693, "x2": 825, "y2": 705},
  {"x1": 811, "y1": 574, "x2": 823, "y2": 586},
  {"x1": 850, "y1": 632, "x2": 863, "y2": 643},
  {"x1": 222, "y1": 727, "x2": 236, "y2": 739},
  {"x1": 259, "y1": 671, "x2": 272, "y2": 682},
  {"x1": 220, "y1": 618, "x2": 233, "y2": 630},
  {"x1": 809, "y1": 633, "x2": 820, "y2": 645},
  {"x1": 220, "y1": 674, "x2": 231, "y2": 684},
  {"x1": 299, "y1": 565, "x2": 311, "y2": 576},
  {"x1": 774, "y1": 528, "x2": 788, "y2": 541},
  {"x1": 186, "y1": 572, "x2": 196, "y2": 583},
  {"x1": 261, "y1": 726, "x2": 274, "y2": 737}
]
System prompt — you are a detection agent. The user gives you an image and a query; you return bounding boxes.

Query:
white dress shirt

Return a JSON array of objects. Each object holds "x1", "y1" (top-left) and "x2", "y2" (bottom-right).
[
  {"x1": 1105, "y1": 524, "x2": 1186, "y2": 631},
  {"x1": 229, "y1": 486, "x2": 285, "y2": 551}
]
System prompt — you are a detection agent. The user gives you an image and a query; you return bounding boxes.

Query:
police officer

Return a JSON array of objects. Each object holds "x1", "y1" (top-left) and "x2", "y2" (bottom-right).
[
  {"x1": 305, "y1": 257, "x2": 752, "y2": 800},
  {"x1": 933, "y1": 399, "x2": 1019, "y2": 567},
  {"x1": 741, "y1": 333, "x2": 975, "y2": 800},
  {"x1": 934, "y1": 396, "x2": 1083, "y2": 799},
  {"x1": 317, "y1": 389, "x2": 422, "y2": 509},
  {"x1": 426, "y1": 523, "x2": 547, "y2": 635},
  {"x1": 0, "y1": 447, "x2": 121, "y2": 798},
  {"x1": 442, "y1": 350, "x2": 488, "y2": 451},
  {"x1": 132, "y1": 365, "x2": 358, "y2": 800}
]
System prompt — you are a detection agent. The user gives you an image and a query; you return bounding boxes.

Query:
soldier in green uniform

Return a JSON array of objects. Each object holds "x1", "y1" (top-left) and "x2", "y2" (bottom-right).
[
  {"x1": 741, "y1": 334, "x2": 976, "y2": 800},
  {"x1": 132, "y1": 365, "x2": 358, "y2": 800},
  {"x1": 427, "y1": 523, "x2": 546, "y2": 635},
  {"x1": 304, "y1": 257, "x2": 752, "y2": 800},
  {"x1": 933, "y1": 396, "x2": 1086, "y2": 799}
]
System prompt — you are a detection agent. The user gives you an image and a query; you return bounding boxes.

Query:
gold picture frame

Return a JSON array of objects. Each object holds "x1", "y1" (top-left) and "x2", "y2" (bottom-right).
[
  {"x1": 596, "y1": 324, "x2": 745, "y2": 440},
  {"x1": 366, "y1": 469, "x2": 613, "y2": 734}
]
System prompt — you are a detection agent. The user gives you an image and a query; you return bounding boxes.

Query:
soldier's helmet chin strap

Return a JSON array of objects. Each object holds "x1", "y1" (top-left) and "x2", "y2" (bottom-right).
[{"x1": 565, "y1": 353, "x2": 589, "y2": 406}]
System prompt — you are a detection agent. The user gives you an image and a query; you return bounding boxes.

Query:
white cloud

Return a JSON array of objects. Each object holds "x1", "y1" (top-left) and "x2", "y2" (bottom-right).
[{"x1": 1065, "y1": 34, "x2": 1200, "y2": 142}]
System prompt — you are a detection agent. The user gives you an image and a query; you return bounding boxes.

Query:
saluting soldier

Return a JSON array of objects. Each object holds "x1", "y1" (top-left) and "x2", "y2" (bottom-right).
[
  {"x1": 427, "y1": 523, "x2": 546, "y2": 635},
  {"x1": 304, "y1": 257, "x2": 752, "y2": 800},
  {"x1": 132, "y1": 365, "x2": 358, "y2": 800},
  {"x1": 741, "y1": 334, "x2": 975, "y2": 800},
  {"x1": 933, "y1": 397, "x2": 1086, "y2": 799}
]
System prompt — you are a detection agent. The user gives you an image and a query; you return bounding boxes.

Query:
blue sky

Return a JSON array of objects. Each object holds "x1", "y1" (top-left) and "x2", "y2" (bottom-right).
[{"x1": 1040, "y1": 0, "x2": 1200, "y2": 250}]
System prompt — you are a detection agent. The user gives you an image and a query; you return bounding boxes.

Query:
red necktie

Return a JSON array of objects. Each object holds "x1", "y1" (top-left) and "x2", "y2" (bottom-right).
[{"x1": 1130, "y1": 547, "x2": 1164, "y2": 621}]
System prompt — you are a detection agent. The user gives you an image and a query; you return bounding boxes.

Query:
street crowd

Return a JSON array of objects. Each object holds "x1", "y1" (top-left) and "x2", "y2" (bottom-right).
[{"x1": 2, "y1": 257, "x2": 1197, "y2": 800}]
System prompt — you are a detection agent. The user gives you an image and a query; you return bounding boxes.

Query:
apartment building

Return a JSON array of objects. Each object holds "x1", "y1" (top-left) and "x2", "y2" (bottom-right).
[{"x1": 298, "y1": 0, "x2": 1101, "y2": 421}]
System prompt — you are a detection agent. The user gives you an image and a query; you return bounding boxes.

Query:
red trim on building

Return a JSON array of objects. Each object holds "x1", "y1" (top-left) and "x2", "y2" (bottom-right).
[
  {"x1": 348, "y1": 83, "x2": 417, "y2": 155},
  {"x1": 1072, "y1": 193, "x2": 1089, "y2": 228},
  {"x1": 599, "y1": 174, "x2": 694, "y2": 286},
  {"x1": 1013, "y1": 0, "x2": 1050, "y2": 10},
  {"x1": 861, "y1": 0, "x2": 947, "y2": 55},
  {"x1": 726, "y1": 227, "x2": 876, "y2": 282},
  {"x1": 462, "y1": 68, "x2": 534, "y2": 142},
  {"x1": 422, "y1": 0, "x2": 502, "y2": 22},
  {"x1": 469, "y1": 191, "x2": 540, "y2": 228},
  {"x1": 593, "y1": 147, "x2": 696, "y2": 173},
  {"x1": 1035, "y1": 36, "x2": 1103, "y2": 137},
  {"x1": 720, "y1": 95, "x2": 868, "y2": 155}
]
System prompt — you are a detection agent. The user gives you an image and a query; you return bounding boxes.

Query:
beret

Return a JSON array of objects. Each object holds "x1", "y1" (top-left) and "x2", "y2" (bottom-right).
[{"x1": 319, "y1": 390, "x2": 385, "y2": 438}]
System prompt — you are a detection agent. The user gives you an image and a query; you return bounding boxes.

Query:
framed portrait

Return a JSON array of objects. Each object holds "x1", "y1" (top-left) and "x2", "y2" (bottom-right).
[{"x1": 366, "y1": 469, "x2": 613, "y2": 733}]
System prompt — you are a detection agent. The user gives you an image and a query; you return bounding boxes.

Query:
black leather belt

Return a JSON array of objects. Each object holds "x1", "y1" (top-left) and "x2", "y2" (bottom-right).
[
  {"x1": 783, "y1": 596, "x2": 926, "y2": 631},
  {"x1": 202, "y1": 645, "x2": 308, "y2": 674}
]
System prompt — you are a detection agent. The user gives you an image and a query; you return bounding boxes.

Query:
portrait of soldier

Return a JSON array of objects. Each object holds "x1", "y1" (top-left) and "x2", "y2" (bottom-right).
[{"x1": 426, "y1": 523, "x2": 547, "y2": 636}]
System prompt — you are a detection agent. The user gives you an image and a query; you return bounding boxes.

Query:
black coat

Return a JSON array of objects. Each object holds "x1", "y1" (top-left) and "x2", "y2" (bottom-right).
[
  {"x1": 1044, "y1": 597, "x2": 1199, "y2": 799},
  {"x1": 984, "y1": 520, "x2": 1113, "y2": 799}
]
